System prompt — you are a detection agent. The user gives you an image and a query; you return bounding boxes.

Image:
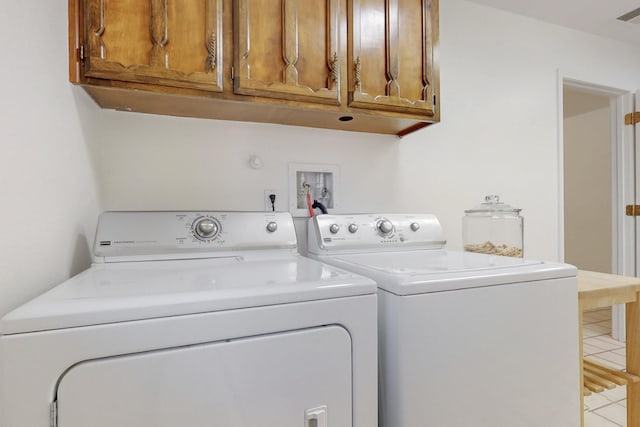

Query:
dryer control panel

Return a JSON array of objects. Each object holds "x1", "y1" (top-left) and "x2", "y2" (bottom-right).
[
  {"x1": 93, "y1": 211, "x2": 297, "y2": 262},
  {"x1": 308, "y1": 214, "x2": 447, "y2": 254}
]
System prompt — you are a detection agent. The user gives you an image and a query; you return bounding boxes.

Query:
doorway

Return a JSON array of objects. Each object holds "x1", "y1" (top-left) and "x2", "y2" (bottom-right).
[
  {"x1": 563, "y1": 87, "x2": 613, "y2": 274},
  {"x1": 561, "y1": 79, "x2": 636, "y2": 341}
]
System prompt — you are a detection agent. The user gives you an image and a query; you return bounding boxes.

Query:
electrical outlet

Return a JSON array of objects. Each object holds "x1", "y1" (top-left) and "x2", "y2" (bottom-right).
[{"x1": 264, "y1": 189, "x2": 279, "y2": 212}]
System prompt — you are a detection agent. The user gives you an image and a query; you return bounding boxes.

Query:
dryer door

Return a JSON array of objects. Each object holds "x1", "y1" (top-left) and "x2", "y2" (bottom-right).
[{"x1": 56, "y1": 326, "x2": 352, "y2": 427}]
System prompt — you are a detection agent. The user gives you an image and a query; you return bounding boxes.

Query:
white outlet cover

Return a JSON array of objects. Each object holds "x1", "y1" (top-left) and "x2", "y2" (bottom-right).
[{"x1": 288, "y1": 163, "x2": 339, "y2": 217}]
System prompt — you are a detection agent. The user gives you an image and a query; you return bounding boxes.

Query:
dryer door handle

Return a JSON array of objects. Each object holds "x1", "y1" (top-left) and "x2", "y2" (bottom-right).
[{"x1": 304, "y1": 405, "x2": 327, "y2": 427}]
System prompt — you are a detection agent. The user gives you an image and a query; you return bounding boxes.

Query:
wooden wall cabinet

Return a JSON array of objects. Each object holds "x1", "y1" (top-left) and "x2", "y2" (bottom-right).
[
  {"x1": 69, "y1": 0, "x2": 439, "y2": 136},
  {"x1": 83, "y1": 0, "x2": 223, "y2": 92},
  {"x1": 234, "y1": 0, "x2": 341, "y2": 105},
  {"x1": 349, "y1": 0, "x2": 438, "y2": 116}
]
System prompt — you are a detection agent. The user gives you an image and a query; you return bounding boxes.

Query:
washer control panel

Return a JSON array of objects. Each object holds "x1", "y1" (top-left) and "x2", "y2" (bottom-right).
[
  {"x1": 94, "y1": 211, "x2": 297, "y2": 261},
  {"x1": 308, "y1": 214, "x2": 446, "y2": 253}
]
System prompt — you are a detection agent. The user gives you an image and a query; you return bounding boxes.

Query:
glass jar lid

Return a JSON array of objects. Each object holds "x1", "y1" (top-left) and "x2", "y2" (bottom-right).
[{"x1": 464, "y1": 195, "x2": 522, "y2": 215}]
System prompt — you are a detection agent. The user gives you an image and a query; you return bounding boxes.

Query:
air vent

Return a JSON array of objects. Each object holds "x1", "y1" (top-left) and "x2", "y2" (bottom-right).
[{"x1": 617, "y1": 7, "x2": 640, "y2": 24}]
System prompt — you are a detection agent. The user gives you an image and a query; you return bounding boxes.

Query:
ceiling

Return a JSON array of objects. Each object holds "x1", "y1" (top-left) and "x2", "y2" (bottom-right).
[
  {"x1": 467, "y1": 0, "x2": 640, "y2": 46},
  {"x1": 563, "y1": 88, "x2": 610, "y2": 118}
]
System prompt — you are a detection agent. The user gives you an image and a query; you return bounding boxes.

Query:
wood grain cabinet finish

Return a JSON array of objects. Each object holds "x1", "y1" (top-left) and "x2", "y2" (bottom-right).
[
  {"x1": 84, "y1": 0, "x2": 223, "y2": 92},
  {"x1": 70, "y1": 0, "x2": 440, "y2": 135},
  {"x1": 349, "y1": 0, "x2": 438, "y2": 116},
  {"x1": 233, "y1": 0, "x2": 341, "y2": 105}
]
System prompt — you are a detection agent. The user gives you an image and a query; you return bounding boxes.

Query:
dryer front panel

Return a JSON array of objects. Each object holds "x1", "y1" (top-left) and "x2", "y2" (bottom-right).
[{"x1": 56, "y1": 326, "x2": 352, "y2": 427}]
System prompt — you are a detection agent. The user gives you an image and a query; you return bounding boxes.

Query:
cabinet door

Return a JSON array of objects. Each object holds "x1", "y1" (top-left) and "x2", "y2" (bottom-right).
[
  {"x1": 84, "y1": 0, "x2": 223, "y2": 92},
  {"x1": 234, "y1": 0, "x2": 341, "y2": 105},
  {"x1": 349, "y1": 0, "x2": 438, "y2": 116}
]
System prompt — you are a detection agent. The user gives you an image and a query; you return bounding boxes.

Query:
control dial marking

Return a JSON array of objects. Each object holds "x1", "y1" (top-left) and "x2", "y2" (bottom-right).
[
  {"x1": 193, "y1": 217, "x2": 221, "y2": 240},
  {"x1": 376, "y1": 218, "x2": 394, "y2": 236}
]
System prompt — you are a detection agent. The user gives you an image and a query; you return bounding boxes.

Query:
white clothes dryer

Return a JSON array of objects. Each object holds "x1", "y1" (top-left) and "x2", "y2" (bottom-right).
[
  {"x1": 307, "y1": 213, "x2": 580, "y2": 427},
  {"x1": 0, "y1": 211, "x2": 378, "y2": 427}
]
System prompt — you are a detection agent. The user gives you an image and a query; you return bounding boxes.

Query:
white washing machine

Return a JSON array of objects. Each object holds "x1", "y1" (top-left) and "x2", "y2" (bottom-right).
[
  {"x1": 0, "y1": 211, "x2": 378, "y2": 427},
  {"x1": 307, "y1": 214, "x2": 580, "y2": 427}
]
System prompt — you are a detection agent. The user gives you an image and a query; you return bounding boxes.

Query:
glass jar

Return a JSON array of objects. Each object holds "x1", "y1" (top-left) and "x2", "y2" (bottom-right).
[{"x1": 462, "y1": 195, "x2": 523, "y2": 258}]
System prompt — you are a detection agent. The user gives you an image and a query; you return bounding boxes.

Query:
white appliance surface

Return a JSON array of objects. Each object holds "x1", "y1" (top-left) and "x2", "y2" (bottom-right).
[
  {"x1": 0, "y1": 211, "x2": 378, "y2": 427},
  {"x1": 307, "y1": 213, "x2": 581, "y2": 427},
  {"x1": 324, "y1": 249, "x2": 579, "y2": 294},
  {"x1": 1, "y1": 255, "x2": 373, "y2": 335},
  {"x1": 57, "y1": 327, "x2": 352, "y2": 427}
]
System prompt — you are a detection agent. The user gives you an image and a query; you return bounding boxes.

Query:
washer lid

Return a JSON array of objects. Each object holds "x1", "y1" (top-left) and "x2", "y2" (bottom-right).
[
  {"x1": 0, "y1": 256, "x2": 375, "y2": 335},
  {"x1": 323, "y1": 250, "x2": 576, "y2": 294}
]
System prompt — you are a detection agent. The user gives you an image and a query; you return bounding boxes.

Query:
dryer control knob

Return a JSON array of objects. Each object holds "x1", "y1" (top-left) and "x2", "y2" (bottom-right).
[
  {"x1": 194, "y1": 218, "x2": 219, "y2": 239},
  {"x1": 266, "y1": 221, "x2": 278, "y2": 233},
  {"x1": 377, "y1": 219, "x2": 394, "y2": 235},
  {"x1": 410, "y1": 222, "x2": 420, "y2": 231},
  {"x1": 348, "y1": 224, "x2": 358, "y2": 233},
  {"x1": 329, "y1": 224, "x2": 340, "y2": 234}
]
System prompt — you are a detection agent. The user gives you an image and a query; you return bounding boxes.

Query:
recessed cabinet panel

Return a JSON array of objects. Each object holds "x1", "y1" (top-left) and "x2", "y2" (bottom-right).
[
  {"x1": 84, "y1": 0, "x2": 223, "y2": 92},
  {"x1": 234, "y1": 0, "x2": 341, "y2": 105},
  {"x1": 397, "y1": 0, "x2": 427, "y2": 100},
  {"x1": 349, "y1": 0, "x2": 438, "y2": 116},
  {"x1": 98, "y1": 1, "x2": 151, "y2": 68},
  {"x1": 352, "y1": 0, "x2": 387, "y2": 97}
]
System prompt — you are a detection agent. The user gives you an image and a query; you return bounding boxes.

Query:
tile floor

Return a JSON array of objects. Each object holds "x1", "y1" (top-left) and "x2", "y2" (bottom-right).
[{"x1": 583, "y1": 307, "x2": 628, "y2": 426}]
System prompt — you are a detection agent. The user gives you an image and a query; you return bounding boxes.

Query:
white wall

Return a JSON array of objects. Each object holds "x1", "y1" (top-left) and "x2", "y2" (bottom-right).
[
  {"x1": 95, "y1": 114, "x2": 401, "y2": 212},
  {"x1": 397, "y1": 0, "x2": 640, "y2": 259},
  {"x1": 0, "y1": 3, "x2": 102, "y2": 316},
  {"x1": 564, "y1": 106, "x2": 612, "y2": 273},
  {"x1": 2, "y1": 0, "x2": 640, "y2": 315}
]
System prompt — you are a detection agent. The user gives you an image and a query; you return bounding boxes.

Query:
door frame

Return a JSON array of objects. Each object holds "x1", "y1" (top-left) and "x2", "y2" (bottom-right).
[
  {"x1": 558, "y1": 74, "x2": 635, "y2": 340},
  {"x1": 558, "y1": 75, "x2": 635, "y2": 275}
]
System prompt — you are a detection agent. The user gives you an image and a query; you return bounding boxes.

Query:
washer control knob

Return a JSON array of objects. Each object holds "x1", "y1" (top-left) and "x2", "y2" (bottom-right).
[
  {"x1": 266, "y1": 221, "x2": 278, "y2": 233},
  {"x1": 195, "y1": 218, "x2": 219, "y2": 239},
  {"x1": 329, "y1": 224, "x2": 340, "y2": 234},
  {"x1": 348, "y1": 224, "x2": 358, "y2": 233},
  {"x1": 377, "y1": 219, "x2": 394, "y2": 235},
  {"x1": 410, "y1": 222, "x2": 420, "y2": 231}
]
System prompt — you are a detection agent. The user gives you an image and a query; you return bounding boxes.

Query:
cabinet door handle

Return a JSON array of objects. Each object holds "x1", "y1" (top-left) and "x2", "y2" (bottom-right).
[
  {"x1": 354, "y1": 56, "x2": 362, "y2": 92},
  {"x1": 328, "y1": 52, "x2": 339, "y2": 89},
  {"x1": 206, "y1": 32, "x2": 217, "y2": 73}
]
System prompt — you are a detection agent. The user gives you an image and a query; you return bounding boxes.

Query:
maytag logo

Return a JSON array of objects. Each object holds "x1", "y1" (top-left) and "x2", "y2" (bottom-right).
[{"x1": 99, "y1": 241, "x2": 111, "y2": 246}]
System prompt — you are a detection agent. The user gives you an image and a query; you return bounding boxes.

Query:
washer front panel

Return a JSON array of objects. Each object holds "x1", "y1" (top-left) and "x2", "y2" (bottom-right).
[{"x1": 377, "y1": 277, "x2": 580, "y2": 427}]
